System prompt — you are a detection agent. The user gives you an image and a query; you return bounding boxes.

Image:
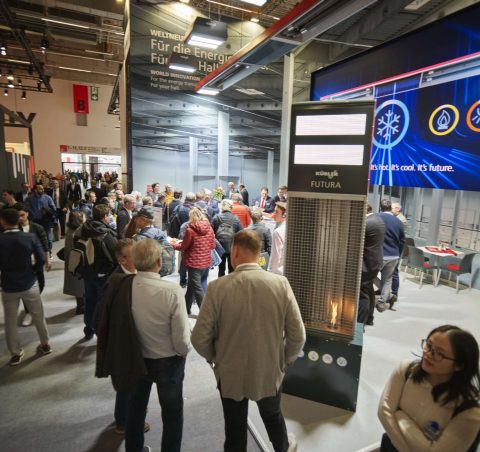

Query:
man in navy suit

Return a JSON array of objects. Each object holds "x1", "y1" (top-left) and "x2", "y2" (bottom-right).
[
  {"x1": 252, "y1": 187, "x2": 276, "y2": 213},
  {"x1": 357, "y1": 204, "x2": 385, "y2": 326}
]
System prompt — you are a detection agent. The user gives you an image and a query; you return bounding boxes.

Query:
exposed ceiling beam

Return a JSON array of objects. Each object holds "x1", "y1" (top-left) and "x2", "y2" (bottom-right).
[
  {"x1": 0, "y1": 0, "x2": 53, "y2": 92},
  {"x1": 328, "y1": 0, "x2": 414, "y2": 61}
]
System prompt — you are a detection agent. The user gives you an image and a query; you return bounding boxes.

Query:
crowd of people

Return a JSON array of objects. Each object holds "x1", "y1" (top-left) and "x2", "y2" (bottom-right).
[{"x1": 1, "y1": 174, "x2": 479, "y2": 452}]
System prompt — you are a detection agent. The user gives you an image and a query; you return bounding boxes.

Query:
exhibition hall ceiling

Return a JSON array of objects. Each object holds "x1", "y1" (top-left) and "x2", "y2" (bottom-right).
[{"x1": 0, "y1": 0, "x2": 475, "y2": 159}]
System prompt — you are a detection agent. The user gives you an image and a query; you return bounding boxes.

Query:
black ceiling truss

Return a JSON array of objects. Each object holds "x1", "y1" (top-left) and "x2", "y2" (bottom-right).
[{"x1": 0, "y1": 0, "x2": 53, "y2": 93}]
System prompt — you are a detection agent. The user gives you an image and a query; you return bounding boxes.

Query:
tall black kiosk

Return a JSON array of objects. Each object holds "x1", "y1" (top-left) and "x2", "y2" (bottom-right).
[{"x1": 282, "y1": 100, "x2": 375, "y2": 412}]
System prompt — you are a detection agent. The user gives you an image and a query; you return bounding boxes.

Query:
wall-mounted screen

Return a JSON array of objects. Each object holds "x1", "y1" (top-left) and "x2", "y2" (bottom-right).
[{"x1": 310, "y1": 4, "x2": 480, "y2": 191}]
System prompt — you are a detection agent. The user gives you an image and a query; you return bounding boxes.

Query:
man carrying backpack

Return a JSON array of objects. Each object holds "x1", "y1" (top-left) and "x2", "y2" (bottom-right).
[
  {"x1": 212, "y1": 199, "x2": 243, "y2": 277},
  {"x1": 131, "y1": 207, "x2": 175, "y2": 278},
  {"x1": 75, "y1": 204, "x2": 117, "y2": 340}
]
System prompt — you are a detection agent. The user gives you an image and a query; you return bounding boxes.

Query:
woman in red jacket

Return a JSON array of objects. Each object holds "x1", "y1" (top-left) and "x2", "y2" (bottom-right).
[{"x1": 172, "y1": 207, "x2": 215, "y2": 314}]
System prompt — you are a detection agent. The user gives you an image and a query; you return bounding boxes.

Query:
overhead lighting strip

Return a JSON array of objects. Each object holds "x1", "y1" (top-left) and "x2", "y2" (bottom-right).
[
  {"x1": 41, "y1": 18, "x2": 90, "y2": 29},
  {"x1": 205, "y1": 0, "x2": 280, "y2": 20}
]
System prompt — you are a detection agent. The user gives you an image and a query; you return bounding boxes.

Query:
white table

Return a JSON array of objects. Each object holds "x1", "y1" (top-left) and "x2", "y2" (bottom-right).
[{"x1": 417, "y1": 246, "x2": 464, "y2": 285}]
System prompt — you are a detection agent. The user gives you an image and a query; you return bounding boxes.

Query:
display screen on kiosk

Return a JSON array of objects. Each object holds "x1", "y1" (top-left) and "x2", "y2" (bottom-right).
[{"x1": 310, "y1": 4, "x2": 480, "y2": 191}]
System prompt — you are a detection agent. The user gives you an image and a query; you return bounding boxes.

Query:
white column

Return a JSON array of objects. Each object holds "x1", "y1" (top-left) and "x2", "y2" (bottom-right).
[
  {"x1": 189, "y1": 136, "x2": 198, "y2": 194},
  {"x1": 279, "y1": 54, "x2": 294, "y2": 186},
  {"x1": 267, "y1": 151, "x2": 274, "y2": 192},
  {"x1": 217, "y1": 111, "x2": 229, "y2": 186}
]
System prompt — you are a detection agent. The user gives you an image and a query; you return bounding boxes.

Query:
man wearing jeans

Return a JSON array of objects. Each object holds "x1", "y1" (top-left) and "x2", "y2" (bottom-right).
[
  {"x1": 127, "y1": 239, "x2": 190, "y2": 452},
  {"x1": 375, "y1": 199, "x2": 405, "y2": 312},
  {"x1": 0, "y1": 209, "x2": 51, "y2": 366},
  {"x1": 192, "y1": 230, "x2": 305, "y2": 452}
]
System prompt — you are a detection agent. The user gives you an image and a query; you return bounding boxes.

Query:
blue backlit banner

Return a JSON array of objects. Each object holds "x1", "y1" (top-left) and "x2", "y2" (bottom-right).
[{"x1": 310, "y1": 4, "x2": 480, "y2": 191}]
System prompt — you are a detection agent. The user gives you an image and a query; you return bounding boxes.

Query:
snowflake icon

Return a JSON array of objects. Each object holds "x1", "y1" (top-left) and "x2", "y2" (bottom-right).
[
  {"x1": 373, "y1": 99, "x2": 410, "y2": 149},
  {"x1": 377, "y1": 109, "x2": 400, "y2": 140}
]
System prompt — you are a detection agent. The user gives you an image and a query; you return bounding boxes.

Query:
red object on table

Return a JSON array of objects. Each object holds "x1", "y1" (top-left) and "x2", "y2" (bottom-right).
[{"x1": 425, "y1": 246, "x2": 458, "y2": 255}]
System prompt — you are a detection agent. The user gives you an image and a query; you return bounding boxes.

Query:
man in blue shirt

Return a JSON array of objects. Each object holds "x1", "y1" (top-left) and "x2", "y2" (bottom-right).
[
  {"x1": 375, "y1": 199, "x2": 406, "y2": 312},
  {"x1": 27, "y1": 183, "x2": 56, "y2": 253},
  {"x1": 0, "y1": 208, "x2": 51, "y2": 366}
]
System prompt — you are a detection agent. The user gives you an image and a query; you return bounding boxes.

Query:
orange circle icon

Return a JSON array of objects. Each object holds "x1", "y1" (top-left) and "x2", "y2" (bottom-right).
[{"x1": 466, "y1": 100, "x2": 480, "y2": 132}]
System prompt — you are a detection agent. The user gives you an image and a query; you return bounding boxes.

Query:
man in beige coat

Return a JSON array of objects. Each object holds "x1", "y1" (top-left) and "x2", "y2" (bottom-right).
[{"x1": 191, "y1": 230, "x2": 305, "y2": 452}]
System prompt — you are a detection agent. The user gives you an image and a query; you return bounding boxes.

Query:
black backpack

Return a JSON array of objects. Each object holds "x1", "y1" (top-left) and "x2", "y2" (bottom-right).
[
  {"x1": 215, "y1": 221, "x2": 235, "y2": 253},
  {"x1": 136, "y1": 232, "x2": 176, "y2": 277},
  {"x1": 68, "y1": 233, "x2": 114, "y2": 279},
  {"x1": 168, "y1": 211, "x2": 182, "y2": 238}
]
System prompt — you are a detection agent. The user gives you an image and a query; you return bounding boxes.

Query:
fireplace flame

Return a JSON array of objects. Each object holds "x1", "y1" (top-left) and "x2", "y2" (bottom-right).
[{"x1": 330, "y1": 300, "x2": 338, "y2": 327}]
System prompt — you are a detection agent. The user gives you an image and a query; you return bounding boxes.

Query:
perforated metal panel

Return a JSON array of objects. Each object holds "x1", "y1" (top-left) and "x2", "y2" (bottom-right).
[{"x1": 284, "y1": 192, "x2": 367, "y2": 341}]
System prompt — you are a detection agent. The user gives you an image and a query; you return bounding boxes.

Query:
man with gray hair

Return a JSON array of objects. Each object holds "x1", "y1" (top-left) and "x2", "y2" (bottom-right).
[
  {"x1": 192, "y1": 230, "x2": 305, "y2": 452},
  {"x1": 97, "y1": 238, "x2": 190, "y2": 452},
  {"x1": 117, "y1": 194, "x2": 137, "y2": 239}
]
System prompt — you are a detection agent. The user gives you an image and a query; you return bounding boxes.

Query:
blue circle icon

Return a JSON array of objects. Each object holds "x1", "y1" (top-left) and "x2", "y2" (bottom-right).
[{"x1": 373, "y1": 99, "x2": 410, "y2": 149}]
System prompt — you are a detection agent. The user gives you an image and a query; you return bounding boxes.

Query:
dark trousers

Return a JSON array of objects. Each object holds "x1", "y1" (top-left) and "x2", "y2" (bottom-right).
[
  {"x1": 115, "y1": 390, "x2": 130, "y2": 427},
  {"x1": 126, "y1": 355, "x2": 185, "y2": 452},
  {"x1": 185, "y1": 267, "x2": 207, "y2": 314},
  {"x1": 56, "y1": 208, "x2": 66, "y2": 236},
  {"x1": 84, "y1": 275, "x2": 107, "y2": 337},
  {"x1": 179, "y1": 254, "x2": 187, "y2": 285},
  {"x1": 391, "y1": 263, "x2": 400, "y2": 296},
  {"x1": 39, "y1": 221, "x2": 53, "y2": 252},
  {"x1": 201, "y1": 268, "x2": 209, "y2": 292},
  {"x1": 218, "y1": 253, "x2": 233, "y2": 277},
  {"x1": 220, "y1": 390, "x2": 289, "y2": 452},
  {"x1": 357, "y1": 269, "x2": 378, "y2": 324}
]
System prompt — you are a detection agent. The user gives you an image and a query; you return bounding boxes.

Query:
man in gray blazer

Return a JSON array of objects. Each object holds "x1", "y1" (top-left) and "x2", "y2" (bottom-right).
[{"x1": 192, "y1": 230, "x2": 305, "y2": 452}]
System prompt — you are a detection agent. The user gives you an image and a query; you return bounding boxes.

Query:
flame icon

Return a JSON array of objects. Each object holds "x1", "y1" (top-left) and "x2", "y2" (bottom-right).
[{"x1": 437, "y1": 109, "x2": 451, "y2": 131}]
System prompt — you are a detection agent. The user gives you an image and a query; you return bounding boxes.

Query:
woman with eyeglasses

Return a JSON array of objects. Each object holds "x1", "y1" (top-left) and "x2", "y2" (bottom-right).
[{"x1": 378, "y1": 325, "x2": 480, "y2": 451}]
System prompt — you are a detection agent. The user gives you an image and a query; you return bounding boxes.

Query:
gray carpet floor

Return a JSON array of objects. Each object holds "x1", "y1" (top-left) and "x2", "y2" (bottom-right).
[{"x1": 0, "y1": 242, "x2": 261, "y2": 452}]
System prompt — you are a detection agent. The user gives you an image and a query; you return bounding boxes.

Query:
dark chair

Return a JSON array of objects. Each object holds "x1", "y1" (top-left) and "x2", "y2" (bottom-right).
[
  {"x1": 436, "y1": 253, "x2": 476, "y2": 293},
  {"x1": 404, "y1": 246, "x2": 438, "y2": 288},
  {"x1": 400, "y1": 237, "x2": 416, "y2": 272}
]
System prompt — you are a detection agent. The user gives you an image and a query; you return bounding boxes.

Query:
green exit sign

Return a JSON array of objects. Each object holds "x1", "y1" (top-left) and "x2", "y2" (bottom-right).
[{"x1": 90, "y1": 86, "x2": 99, "y2": 101}]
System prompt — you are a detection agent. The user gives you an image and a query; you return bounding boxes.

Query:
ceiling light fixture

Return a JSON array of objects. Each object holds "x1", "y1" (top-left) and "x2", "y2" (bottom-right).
[
  {"x1": 7, "y1": 81, "x2": 14, "y2": 88},
  {"x1": 18, "y1": 78, "x2": 22, "y2": 86},
  {"x1": 179, "y1": 0, "x2": 190, "y2": 3},
  {"x1": 168, "y1": 52, "x2": 197, "y2": 73},
  {"x1": 4, "y1": 89, "x2": 8, "y2": 96},
  {"x1": 40, "y1": 37, "x2": 49, "y2": 53},
  {"x1": 37, "y1": 81, "x2": 42, "y2": 91},
  {"x1": 21, "y1": 90, "x2": 26, "y2": 100},
  {"x1": 0, "y1": 43, "x2": 6, "y2": 56},
  {"x1": 85, "y1": 49, "x2": 114, "y2": 57},
  {"x1": 7, "y1": 70, "x2": 14, "y2": 81},
  {"x1": 58, "y1": 66, "x2": 92, "y2": 73},
  {"x1": 41, "y1": 18, "x2": 90, "y2": 29},
  {"x1": 206, "y1": 0, "x2": 279, "y2": 19},
  {"x1": 197, "y1": 88, "x2": 219, "y2": 96},
  {"x1": 185, "y1": 17, "x2": 227, "y2": 50},
  {"x1": 235, "y1": 88, "x2": 265, "y2": 95},
  {"x1": 235, "y1": 0, "x2": 267, "y2": 6},
  {"x1": 405, "y1": 0, "x2": 432, "y2": 10},
  {"x1": 250, "y1": 17, "x2": 259, "y2": 23}
]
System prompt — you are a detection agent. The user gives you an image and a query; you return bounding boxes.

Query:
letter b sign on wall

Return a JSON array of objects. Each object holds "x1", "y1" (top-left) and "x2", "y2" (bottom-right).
[{"x1": 73, "y1": 84, "x2": 89, "y2": 114}]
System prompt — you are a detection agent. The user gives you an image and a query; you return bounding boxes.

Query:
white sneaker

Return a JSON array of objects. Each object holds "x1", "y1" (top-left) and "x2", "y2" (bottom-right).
[
  {"x1": 287, "y1": 432, "x2": 297, "y2": 452},
  {"x1": 22, "y1": 313, "x2": 33, "y2": 326}
]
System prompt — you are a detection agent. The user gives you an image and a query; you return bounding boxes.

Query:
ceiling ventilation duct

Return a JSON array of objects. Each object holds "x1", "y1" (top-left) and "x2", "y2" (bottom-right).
[{"x1": 195, "y1": 0, "x2": 376, "y2": 92}]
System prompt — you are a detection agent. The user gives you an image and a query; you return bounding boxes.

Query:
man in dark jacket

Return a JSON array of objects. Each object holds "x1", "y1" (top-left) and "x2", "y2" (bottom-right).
[
  {"x1": 357, "y1": 204, "x2": 385, "y2": 326},
  {"x1": 375, "y1": 199, "x2": 405, "y2": 313},
  {"x1": 76, "y1": 204, "x2": 118, "y2": 340},
  {"x1": 116, "y1": 194, "x2": 136, "y2": 239},
  {"x1": 0, "y1": 208, "x2": 51, "y2": 366},
  {"x1": 212, "y1": 199, "x2": 243, "y2": 277},
  {"x1": 27, "y1": 183, "x2": 56, "y2": 253},
  {"x1": 15, "y1": 182, "x2": 31, "y2": 203},
  {"x1": 46, "y1": 179, "x2": 67, "y2": 239}
]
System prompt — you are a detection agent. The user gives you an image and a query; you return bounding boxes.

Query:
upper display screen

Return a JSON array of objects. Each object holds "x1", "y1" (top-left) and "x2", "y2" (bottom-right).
[
  {"x1": 295, "y1": 114, "x2": 367, "y2": 136},
  {"x1": 310, "y1": 4, "x2": 480, "y2": 191}
]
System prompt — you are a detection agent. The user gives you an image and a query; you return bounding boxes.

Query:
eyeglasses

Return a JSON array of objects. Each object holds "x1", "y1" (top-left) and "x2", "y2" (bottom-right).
[{"x1": 421, "y1": 339, "x2": 455, "y2": 362}]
